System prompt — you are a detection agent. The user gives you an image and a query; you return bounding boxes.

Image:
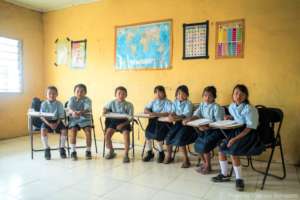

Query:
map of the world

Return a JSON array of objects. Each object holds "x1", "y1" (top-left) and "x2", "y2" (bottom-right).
[{"x1": 115, "y1": 20, "x2": 172, "y2": 70}]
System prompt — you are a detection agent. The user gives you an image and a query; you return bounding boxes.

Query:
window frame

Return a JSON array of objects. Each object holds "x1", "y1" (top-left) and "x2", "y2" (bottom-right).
[{"x1": 0, "y1": 35, "x2": 24, "y2": 94}]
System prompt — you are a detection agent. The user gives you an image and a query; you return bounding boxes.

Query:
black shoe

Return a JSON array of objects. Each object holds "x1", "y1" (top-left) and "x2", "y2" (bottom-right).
[
  {"x1": 143, "y1": 151, "x2": 154, "y2": 162},
  {"x1": 71, "y1": 151, "x2": 78, "y2": 161},
  {"x1": 157, "y1": 151, "x2": 165, "y2": 163},
  {"x1": 211, "y1": 174, "x2": 231, "y2": 182},
  {"x1": 236, "y1": 179, "x2": 245, "y2": 191},
  {"x1": 59, "y1": 148, "x2": 66, "y2": 159},
  {"x1": 85, "y1": 151, "x2": 92, "y2": 160},
  {"x1": 44, "y1": 148, "x2": 51, "y2": 160}
]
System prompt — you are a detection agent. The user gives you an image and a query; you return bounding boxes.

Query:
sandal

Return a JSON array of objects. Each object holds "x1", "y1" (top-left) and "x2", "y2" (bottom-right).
[
  {"x1": 164, "y1": 157, "x2": 173, "y2": 164},
  {"x1": 181, "y1": 161, "x2": 191, "y2": 168}
]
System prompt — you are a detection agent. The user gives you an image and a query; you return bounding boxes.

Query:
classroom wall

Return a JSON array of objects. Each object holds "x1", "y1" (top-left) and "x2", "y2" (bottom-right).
[
  {"x1": 42, "y1": 0, "x2": 299, "y2": 165},
  {"x1": 0, "y1": 1, "x2": 44, "y2": 139}
]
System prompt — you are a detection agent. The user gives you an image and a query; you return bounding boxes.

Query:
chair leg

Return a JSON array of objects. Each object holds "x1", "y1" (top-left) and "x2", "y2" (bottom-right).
[
  {"x1": 229, "y1": 165, "x2": 234, "y2": 177},
  {"x1": 92, "y1": 128, "x2": 98, "y2": 153},
  {"x1": 132, "y1": 124, "x2": 135, "y2": 158},
  {"x1": 172, "y1": 146, "x2": 178, "y2": 160},
  {"x1": 30, "y1": 131, "x2": 34, "y2": 160},
  {"x1": 66, "y1": 134, "x2": 70, "y2": 157},
  {"x1": 261, "y1": 147, "x2": 276, "y2": 190},
  {"x1": 102, "y1": 136, "x2": 106, "y2": 158},
  {"x1": 141, "y1": 140, "x2": 146, "y2": 159}
]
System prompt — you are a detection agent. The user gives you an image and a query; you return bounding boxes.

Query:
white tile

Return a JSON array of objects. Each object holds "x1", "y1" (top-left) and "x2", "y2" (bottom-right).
[
  {"x1": 70, "y1": 175, "x2": 127, "y2": 197},
  {"x1": 0, "y1": 136, "x2": 299, "y2": 200},
  {"x1": 102, "y1": 183, "x2": 159, "y2": 200},
  {"x1": 165, "y1": 178, "x2": 212, "y2": 198},
  {"x1": 151, "y1": 190, "x2": 201, "y2": 200}
]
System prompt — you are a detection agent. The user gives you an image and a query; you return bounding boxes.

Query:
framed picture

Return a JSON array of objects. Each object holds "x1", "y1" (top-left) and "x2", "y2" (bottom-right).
[
  {"x1": 54, "y1": 37, "x2": 70, "y2": 66},
  {"x1": 215, "y1": 19, "x2": 245, "y2": 59},
  {"x1": 71, "y1": 40, "x2": 87, "y2": 68},
  {"x1": 183, "y1": 21, "x2": 209, "y2": 59},
  {"x1": 115, "y1": 19, "x2": 172, "y2": 70}
]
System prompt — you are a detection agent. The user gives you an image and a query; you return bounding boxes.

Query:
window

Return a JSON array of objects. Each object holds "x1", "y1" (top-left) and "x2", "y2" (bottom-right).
[{"x1": 0, "y1": 36, "x2": 22, "y2": 93}]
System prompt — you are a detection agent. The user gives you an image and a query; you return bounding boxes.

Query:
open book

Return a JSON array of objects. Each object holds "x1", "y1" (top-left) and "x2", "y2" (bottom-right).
[
  {"x1": 186, "y1": 118, "x2": 212, "y2": 127},
  {"x1": 103, "y1": 112, "x2": 131, "y2": 119},
  {"x1": 209, "y1": 120, "x2": 243, "y2": 129},
  {"x1": 27, "y1": 111, "x2": 55, "y2": 117}
]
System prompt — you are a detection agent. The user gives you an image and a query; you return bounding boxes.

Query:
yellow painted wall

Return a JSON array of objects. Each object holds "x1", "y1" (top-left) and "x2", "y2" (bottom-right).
[
  {"x1": 44, "y1": 0, "x2": 300, "y2": 164},
  {"x1": 0, "y1": 1, "x2": 44, "y2": 139}
]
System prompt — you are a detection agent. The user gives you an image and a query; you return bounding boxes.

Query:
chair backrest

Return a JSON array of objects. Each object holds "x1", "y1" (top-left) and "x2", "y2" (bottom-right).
[
  {"x1": 31, "y1": 97, "x2": 43, "y2": 129},
  {"x1": 222, "y1": 105, "x2": 230, "y2": 115},
  {"x1": 255, "y1": 105, "x2": 284, "y2": 145}
]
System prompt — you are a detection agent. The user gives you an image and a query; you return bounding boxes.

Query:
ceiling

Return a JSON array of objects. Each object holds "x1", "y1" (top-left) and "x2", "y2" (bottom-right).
[{"x1": 4, "y1": 0, "x2": 100, "y2": 12}]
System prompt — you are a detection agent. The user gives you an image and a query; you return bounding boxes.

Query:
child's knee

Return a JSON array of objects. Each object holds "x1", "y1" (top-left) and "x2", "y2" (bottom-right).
[
  {"x1": 61, "y1": 129, "x2": 67, "y2": 136},
  {"x1": 41, "y1": 129, "x2": 48, "y2": 136}
]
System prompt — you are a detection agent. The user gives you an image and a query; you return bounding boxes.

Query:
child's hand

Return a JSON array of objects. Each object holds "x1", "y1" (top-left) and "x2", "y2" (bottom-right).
[
  {"x1": 227, "y1": 137, "x2": 238, "y2": 148},
  {"x1": 149, "y1": 112, "x2": 156, "y2": 117},
  {"x1": 168, "y1": 114, "x2": 175, "y2": 122},
  {"x1": 198, "y1": 125, "x2": 209, "y2": 131},
  {"x1": 182, "y1": 119, "x2": 189, "y2": 125},
  {"x1": 49, "y1": 123, "x2": 57, "y2": 130},
  {"x1": 224, "y1": 115, "x2": 233, "y2": 120},
  {"x1": 116, "y1": 123, "x2": 125, "y2": 131}
]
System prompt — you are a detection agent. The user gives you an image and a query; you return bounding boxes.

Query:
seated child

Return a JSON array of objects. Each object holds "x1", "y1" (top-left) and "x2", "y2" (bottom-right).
[
  {"x1": 143, "y1": 85, "x2": 172, "y2": 163},
  {"x1": 103, "y1": 86, "x2": 134, "y2": 163},
  {"x1": 211, "y1": 84, "x2": 264, "y2": 191},
  {"x1": 67, "y1": 84, "x2": 93, "y2": 161},
  {"x1": 164, "y1": 85, "x2": 198, "y2": 168},
  {"x1": 40, "y1": 86, "x2": 67, "y2": 160},
  {"x1": 182, "y1": 86, "x2": 224, "y2": 174}
]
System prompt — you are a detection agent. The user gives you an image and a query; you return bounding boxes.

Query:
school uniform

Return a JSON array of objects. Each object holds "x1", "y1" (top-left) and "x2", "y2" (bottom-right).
[
  {"x1": 145, "y1": 99, "x2": 172, "y2": 141},
  {"x1": 165, "y1": 99, "x2": 197, "y2": 146},
  {"x1": 194, "y1": 102, "x2": 225, "y2": 153},
  {"x1": 104, "y1": 99, "x2": 134, "y2": 132},
  {"x1": 67, "y1": 96, "x2": 92, "y2": 130},
  {"x1": 40, "y1": 100, "x2": 66, "y2": 133},
  {"x1": 221, "y1": 103, "x2": 265, "y2": 156}
]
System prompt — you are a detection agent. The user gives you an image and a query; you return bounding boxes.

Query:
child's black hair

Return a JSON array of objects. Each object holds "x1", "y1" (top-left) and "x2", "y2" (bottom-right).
[
  {"x1": 232, "y1": 84, "x2": 250, "y2": 104},
  {"x1": 115, "y1": 86, "x2": 127, "y2": 95},
  {"x1": 202, "y1": 86, "x2": 217, "y2": 99},
  {"x1": 154, "y1": 85, "x2": 166, "y2": 98},
  {"x1": 74, "y1": 83, "x2": 87, "y2": 93},
  {"x1": 47, "y1": 86, "x2": 58, "y2": 94},
  {"x1": 175, "y1": 85, "x2": 189, "y2": 97}
]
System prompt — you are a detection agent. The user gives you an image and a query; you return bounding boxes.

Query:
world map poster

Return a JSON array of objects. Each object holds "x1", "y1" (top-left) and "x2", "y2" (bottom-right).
[{"x1": 115, "y1": 19, "x2": 172, "y2": 70}]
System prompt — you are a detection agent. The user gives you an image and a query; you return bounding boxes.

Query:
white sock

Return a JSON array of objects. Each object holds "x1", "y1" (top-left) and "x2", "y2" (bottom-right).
[
  {"x1": 157, "y1": 142, "x2": 163, "y2": 152},
  {"x1": 233, "y1": 166, "x2": 242, "y2": 179},
  {"x1": 219, "y1": 160, "x2": 228, "y2": 176},
  {"x1": 145, "y1": 140, "x2": 153, "y2": 152},
  {"x1": 86, "y1": 146, "x2": 91, "y2": 152},
  {"x1": 41, "y1": 136, "x2": 49, "y2": 148},
  {"x1": 60, "y1": 135, "x2": 66, "y2": 148},
  {"x1": 70, "y1": 144, "x2": 76, "y2": 152}
]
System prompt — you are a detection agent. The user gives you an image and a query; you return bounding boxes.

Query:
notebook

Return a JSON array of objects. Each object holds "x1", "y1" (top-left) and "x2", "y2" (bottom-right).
[
  {"x1": 27, "y1": 111, "x2": 55, "y2": 117},
  {"x1": 103, "y1": 113, "x2": 131, "y2": 119},
  {"x1": 186, "y1": 118, "x2": 212, "y2": 127},
  {"x1": 209, "y1": 120, "x2": 243, "y2": 129}
]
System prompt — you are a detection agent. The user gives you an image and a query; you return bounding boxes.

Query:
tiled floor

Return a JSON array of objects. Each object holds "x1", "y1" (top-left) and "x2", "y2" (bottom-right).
[{"x1": 0, "y1": 135, "x2": 299, "y2": 200}]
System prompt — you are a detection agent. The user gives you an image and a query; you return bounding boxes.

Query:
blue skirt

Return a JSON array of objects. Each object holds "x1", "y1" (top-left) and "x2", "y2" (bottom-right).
[
  {"x1": 220, "y1": 127, "x2": 265, "y2": 156},
  {"x1": 165, "y1": 122, "x2": 197, "y2": 146},
  {"x1": 194, "y1": 129, "x2": 225, "y2": 153},
  {"x1": 145, "y1": 118, "x2": 172, "y2": 141},
  {"x1": 105, "y1": 118, "x2": 131, "y2": 132}
]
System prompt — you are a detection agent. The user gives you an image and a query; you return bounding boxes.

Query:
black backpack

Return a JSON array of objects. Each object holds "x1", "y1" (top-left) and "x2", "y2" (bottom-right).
[
  {"x1": 256, "y1": 106, "x2": 282, "y2": 145},
  {"x1": 31, "y1": 97, "x2": 43, "y2": 129}
]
